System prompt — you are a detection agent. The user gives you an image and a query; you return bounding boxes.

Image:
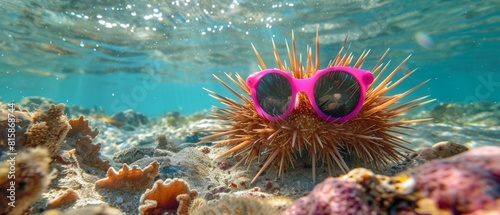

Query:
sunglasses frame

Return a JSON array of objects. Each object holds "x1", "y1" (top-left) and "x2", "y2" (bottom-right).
[{"x1": 246, "y1": 66, "x2": 374, "y2": 122}]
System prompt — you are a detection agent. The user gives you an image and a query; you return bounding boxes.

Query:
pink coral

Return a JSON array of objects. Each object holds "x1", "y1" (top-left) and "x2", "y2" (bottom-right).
[
  {"x1": 284, "y1": 177, "x2": 375, "y2": 215},
  {"x1": 409, "y1": 146, "x2": 500, "y2": 213}
]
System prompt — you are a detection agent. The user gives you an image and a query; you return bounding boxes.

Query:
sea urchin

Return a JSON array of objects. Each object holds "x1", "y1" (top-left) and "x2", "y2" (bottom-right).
[{"x1": 199, "y1": 31, "x2": 434, "y2": 183}]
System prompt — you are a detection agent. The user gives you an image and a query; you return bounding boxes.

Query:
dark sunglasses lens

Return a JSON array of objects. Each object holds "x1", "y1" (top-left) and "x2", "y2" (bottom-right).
[
  {"x1": 314, "y1": 71, "x2": 361, "y2": 118},
  {"x1": 256, "y1": 73, "x2": 292, "y2": 116}
]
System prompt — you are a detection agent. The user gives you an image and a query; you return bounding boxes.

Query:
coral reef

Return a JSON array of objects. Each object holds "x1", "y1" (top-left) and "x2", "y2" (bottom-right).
[
  {"x1": 95, "y1": 161, "x2": 159, "y2": 192},
  {"x1": 139, "y1": 178, "x2": 198, "y2": 215},
  {"x1": 285, "y1": 177, "x2": 374, "y2": 215},
  {"x1": 285, "y1": 168, "x2": 416, "y2": 215},
  {"x1": 24, "y1": 103, "x2": 70, "y2": 156},
  {"x1": 2, "y1": 97, "x2": 497, "y2": 214},
  {"x1": 0, "y1": 148, "x2": 53, "y2": 215},
  {"x1": 409, "y1": 146, "x2": 500, "y2": 214},
  {"x1": 192, "y1": 196, "x2": 280, "y2": 215},
  {"x1": 286, "y1": 146, "x2": 500, "y2": 214},
  {"x1": 46, "y1": 189, "x2": 79, "y2": 209}
]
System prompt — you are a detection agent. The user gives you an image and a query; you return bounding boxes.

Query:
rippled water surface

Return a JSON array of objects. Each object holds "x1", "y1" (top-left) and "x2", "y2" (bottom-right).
[{"x1": 1, "y1": 0, "x2": 499, "y2": 115}]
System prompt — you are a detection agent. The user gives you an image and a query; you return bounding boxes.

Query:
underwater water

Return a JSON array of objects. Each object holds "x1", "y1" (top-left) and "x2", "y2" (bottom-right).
[{"x1": 1, "y1": 0, "x2": 498, "y2": 116}]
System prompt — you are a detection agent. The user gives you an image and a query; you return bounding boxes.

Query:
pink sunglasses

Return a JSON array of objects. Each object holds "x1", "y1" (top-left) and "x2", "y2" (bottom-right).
[{"x1": 246, "y1": 66, "x2": 374, "y2": 122}]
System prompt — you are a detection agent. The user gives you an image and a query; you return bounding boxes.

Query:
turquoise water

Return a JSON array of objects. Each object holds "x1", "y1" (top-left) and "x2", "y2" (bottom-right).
[{"x1": 1, "y1": 0, "x2": 498, "y2": 116}]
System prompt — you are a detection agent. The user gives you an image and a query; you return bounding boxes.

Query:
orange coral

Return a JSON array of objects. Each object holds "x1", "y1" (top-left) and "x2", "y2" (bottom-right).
[
  {"x1": 139, "y1": 178, "x2": 198, "y2": 215},
  {"x1": 95, "y1": 161, "x2": 159, "y2": 192},
  {"x1": 46, "y1": 189, "x2": 79, "y2": 209},
  {"x1": 24, "y1": 103, "x2": 70, "y2": 156},
  {"x1": 67, "y1": 116, "x2": 99, "y2": 138},
  {"x1": 71, "y1": 135, "x2": 110, "y2": 172},
  {"x1": 62, "y1": 117, "x2": 109, "y2": 172}
]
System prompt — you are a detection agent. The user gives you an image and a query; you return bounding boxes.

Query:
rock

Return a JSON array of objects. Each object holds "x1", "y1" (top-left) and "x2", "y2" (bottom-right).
[
  {"x1": 113, "y1": 147, "x2": 155, "y2": 164},
  {"x1": 184, "y1": 133, "x2": 210, "y2": 143},
  {"x1": 0, "y1": 107, "x2": 32, "y2": 151},
  {"x1": 17, "y1": 96, "x2": 55, "y2": 111},
  {"x1": 153, "y1": 149, "x2": 175, "y2": 157},
  {"x1": 168, "y1": 148, "x2": 212, "y2": 189},
  {"x1": 111, "y1": 109, "x2": 149, "y2": 127},
  {"x1": 430, "y1": 102, "x2": 500, "y2": 125},
  {"x1": 131, "y1": 157, "x2": 172, "y2": 179},
  {"x1": 66, "y1": 105, "x2": 93, "y2": 119},
  {"x1": 408, "y1": 146, "x2": 500, "y2": 214}
]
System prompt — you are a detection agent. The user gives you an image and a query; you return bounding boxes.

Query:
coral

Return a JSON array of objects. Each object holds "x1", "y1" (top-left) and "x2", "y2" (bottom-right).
[
  {"x1": 192, "y1": 196, "x2": 280, "y2": 215},
  {"x1": 0, "y1": 106, "x2": 32, "y2": 150},
  {"x1": 204, "y1": 185, "x2": 230, "y2": 200},
  {"x1": 285, "y1": 168, "x2": 418, "y2": 215},
  {"x1": 67, "y1": 116, "x2": 99, "y2": 138},
  {"x1": 46, "y1": 189, "x2": 79, "y2": 209},
  {"x1": 199, "y1": 146, "x2": 210, "y2": 154},
  {"x1": 42, "y1": 205, "x2": 123, "y2": 215},
  {"x1": 0, "y1": 148, "x2": 53, "y2": 215},
  {"x1": 198, "y1": 31, "x2": 434, "y2": 182},
  {"x1": 188, "y1": 197, "x2": 206, "y2": 215},
  {"x1": 284, "y1": 147, "x2": 500, "y2": 214},
  {"x1": 284, "y1": 176, "x2": 374, "y2": 215},
  {"x1": 24, "y1": 103, "x2": 70, "y2": 156},
  {"x1": 217, "y1": 160, "x2": 232, "y2": 170},
  {"x1": 95, "y1": 161, "x2": 159, "y2": 192},
  {"x1": 139, "y1": 178, "x2": 198, "y2": 215},
  {"x1": 408, "y1": 146, "x2": 500, "y2": 214},
  {"x1": 69, "y1": 135, "x2": 111, "y2": 172},
  {"x1": 63, "y1": 116, "x2": 110, "y2": 172},
  {"x1": 264, "y1": 196, "x2": 294, "y2": 211},
  {"x1": 340, "y1": 168, "x2": 416, "y2": 212}
]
